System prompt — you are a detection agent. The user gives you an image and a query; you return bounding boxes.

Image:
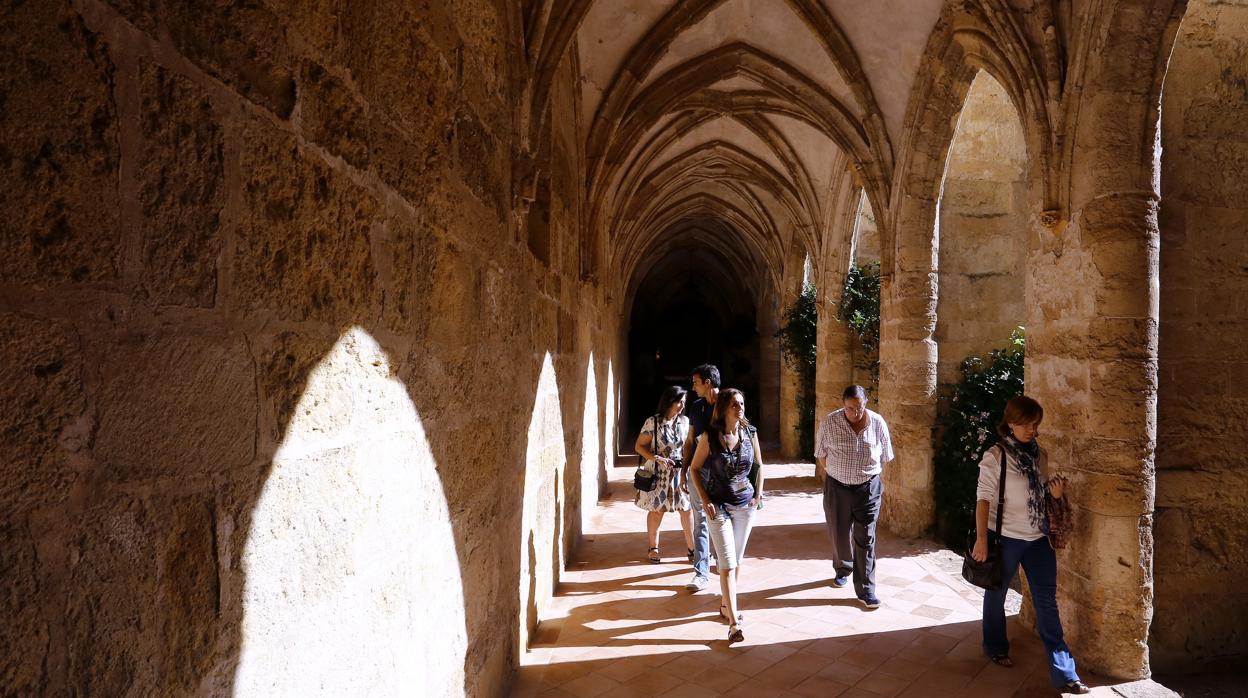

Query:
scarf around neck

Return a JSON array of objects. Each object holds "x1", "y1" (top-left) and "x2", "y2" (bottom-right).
[{"x1": 1001, "y1": 433, "x2": 1048, "y2": 534}]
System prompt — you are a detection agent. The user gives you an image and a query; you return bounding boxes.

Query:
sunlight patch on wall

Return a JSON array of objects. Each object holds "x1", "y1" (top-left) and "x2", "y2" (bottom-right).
[
  {"x1": 581, "y1": 353, "x2": 601, "y2": 524},
  {"x1": 236, "y1": 327, "x2": 467, "y2": 697},
  {"x1": 518, "y1": 352, "x2": 566, "y2": 654}
]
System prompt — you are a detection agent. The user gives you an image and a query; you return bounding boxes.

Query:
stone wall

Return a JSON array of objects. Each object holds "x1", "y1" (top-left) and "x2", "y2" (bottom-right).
[
  {"x1": 1153, "y1": 0, "x2": 1248, "y2": 672},
  {"x1": 936, "y1": 73, "x2": 1027, "y2": 388},
  {"x1": 0, "y1": 1, "x2": 614, "y2": 695}
]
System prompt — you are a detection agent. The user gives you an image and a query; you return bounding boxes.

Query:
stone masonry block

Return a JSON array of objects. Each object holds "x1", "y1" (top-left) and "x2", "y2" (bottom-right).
[
  {"x1": 165, "y1": 0, "x2": 296, "y2": 118},
  {"x1": 235, "y1": 120, "x2": 381, "y2": 322},
  {"x1": 455, "y1": 106, "x2": 508, "y2": 220},
  {"x1": 0, "y1": 523, "x2": 47, "y2": 694},
  {"x1": 1086, "y1": 318, "x2": 1157, "y2": 361},
  {"x1": 339, "y1": 2, "x2": 457, "y2": 146},
  {"x1": 159, "y1": 496, "x2": 221, "y2": 692},
  {"x1": 300, "y1": 62, "x2": 372, "y2": 171},
  {"x1": 103, "y1": 0, "x2": 159, "y2": 34},
  {"x1": 1079, "y1": 192, "x2": 1158, "y2": 246},
  {"x1": 378, "y1": 216, "x2": 440, "y2": 337},
  {"x1": 0, "y1": 313, "x2": 87, "y2": 516},
  {"x1": 67, "y1": 494, "x2": 163, "y2": 694},
  {"x1": 138, "y1": 61, "x2": 225, "y2": 307},
  {"x1": 1069, "y1": 470, "x2": 1152, "y2": 518},
  {"x1": 94, "y1": 332, "x2": 256, "y2": 481},
  {"x1": 0, "y1": 0, "x2": 120, "y2": 285}
]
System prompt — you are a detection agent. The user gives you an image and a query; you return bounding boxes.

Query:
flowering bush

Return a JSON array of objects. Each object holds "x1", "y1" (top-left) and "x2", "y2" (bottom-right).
[{"x1": 932, "y1": 328, "x2": 1025, "y2": 548}]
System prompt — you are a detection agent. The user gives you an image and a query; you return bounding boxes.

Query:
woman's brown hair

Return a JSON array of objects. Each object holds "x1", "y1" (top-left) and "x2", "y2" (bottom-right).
[
  {"x1": 709, "y1": 388, "x2": 750, "y2": 434},
  {"x1": 997, "y1": 395, "x2": 1044, "y2": 439}
]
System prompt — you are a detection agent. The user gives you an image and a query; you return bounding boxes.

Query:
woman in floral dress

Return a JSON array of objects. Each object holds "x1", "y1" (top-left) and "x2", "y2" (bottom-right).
[{"x1": 634, "y1": 385, "x2": 693, "y2": 562}]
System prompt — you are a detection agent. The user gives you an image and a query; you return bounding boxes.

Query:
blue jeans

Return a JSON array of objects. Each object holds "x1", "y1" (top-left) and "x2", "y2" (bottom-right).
[
  {"x1": 686, "y1": 477, "x2": 710, "y2": 577},
  {"x1": 983, "y1": 535, "x2": 1080, "y2": 688}
]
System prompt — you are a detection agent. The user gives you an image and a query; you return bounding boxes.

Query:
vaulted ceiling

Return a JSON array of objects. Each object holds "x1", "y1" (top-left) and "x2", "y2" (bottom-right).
[{"x1": 562, "y1": 0, "x2": 947, "y2": 301}]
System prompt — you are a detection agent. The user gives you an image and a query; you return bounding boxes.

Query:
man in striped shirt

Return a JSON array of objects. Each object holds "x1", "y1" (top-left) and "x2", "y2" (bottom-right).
[{"x1": 814, "y1": 385, "x2": 894, "y2": 609}]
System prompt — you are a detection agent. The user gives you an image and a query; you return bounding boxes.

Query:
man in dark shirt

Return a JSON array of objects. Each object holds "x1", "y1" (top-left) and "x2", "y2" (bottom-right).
[{"x1": 681, "y1": 364, "x2": 720, "y2": 591}]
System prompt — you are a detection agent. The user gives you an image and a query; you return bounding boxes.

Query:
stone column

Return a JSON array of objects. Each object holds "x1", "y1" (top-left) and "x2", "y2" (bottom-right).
[
  {"x1": 814, "y1": 281, "x2": 855, "y2": 484},
  {"x1": 877, "y1": 206, "x2": 938, "y2": 537},
  {"x1": 1025, "y1": 1, "x2": 1182, "y2": 678},
  {"x1": 758, "y1": 285, "x2": 783, "y2": 445}
]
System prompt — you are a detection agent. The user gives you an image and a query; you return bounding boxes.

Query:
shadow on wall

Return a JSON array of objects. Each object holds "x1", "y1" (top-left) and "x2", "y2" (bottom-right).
[{"x1": 0, "y1": 2, "x2": 615, "y2": 694}]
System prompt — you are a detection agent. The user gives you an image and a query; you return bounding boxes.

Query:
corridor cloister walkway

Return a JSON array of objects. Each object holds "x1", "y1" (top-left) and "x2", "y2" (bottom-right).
[{"x1": 512, "y1": 462, "x2": 1123, "y2": 698}]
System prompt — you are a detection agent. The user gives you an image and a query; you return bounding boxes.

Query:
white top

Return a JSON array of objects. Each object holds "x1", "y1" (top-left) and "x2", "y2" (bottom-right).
[
  {"x1": 976, "y1": 445, "x2": 1047, "y2": 542},
  {"x1": 814, "y1": 409, "x2": 894, "y2": 485}
]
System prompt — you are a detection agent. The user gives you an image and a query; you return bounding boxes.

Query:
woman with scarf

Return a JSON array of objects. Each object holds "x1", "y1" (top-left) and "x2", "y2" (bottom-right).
[{"x1": 971, "y1": 396, "x2": 1088, "y2": 694}]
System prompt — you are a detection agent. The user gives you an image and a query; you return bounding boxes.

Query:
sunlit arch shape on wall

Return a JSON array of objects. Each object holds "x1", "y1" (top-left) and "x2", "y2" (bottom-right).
[
  {"x1": 580, "y1": 354, "x2": 601, "y2": 531},
  {"x1": 236, "y1": 328, "x2": 467, "y2": 697},
  {"x1": 518, "y1": 352, "x2": 567, "y2": 655}
]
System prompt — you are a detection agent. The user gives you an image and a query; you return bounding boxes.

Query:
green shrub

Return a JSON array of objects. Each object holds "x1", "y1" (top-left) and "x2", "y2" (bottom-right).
[
  {"x1": 776, "y1": 283, "x2": 817, "y2": 458},
  {"x1": 932, "y1": 328, "x2": 1026, "y2": 549},
  {"x1": 838, "y1": 262, "x2": 880, "y2": 392}
]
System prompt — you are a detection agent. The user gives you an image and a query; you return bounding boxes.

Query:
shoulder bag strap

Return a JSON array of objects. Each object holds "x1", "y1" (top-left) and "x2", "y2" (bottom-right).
[
  {"x1": 994, "y1": 444, "x2": 1007, "y2": 534},
  {"x1": 653, "y1": 413, "x2": 661, "y2": 457}
]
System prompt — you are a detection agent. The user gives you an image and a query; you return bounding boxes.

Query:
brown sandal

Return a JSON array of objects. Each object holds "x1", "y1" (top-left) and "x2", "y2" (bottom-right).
[
  {"x1": 989, "y1": 654, "x2": 1013, "y2": 668},
  {"x1": 647, "y1": 547, "x2": 661, "y2": 563}
]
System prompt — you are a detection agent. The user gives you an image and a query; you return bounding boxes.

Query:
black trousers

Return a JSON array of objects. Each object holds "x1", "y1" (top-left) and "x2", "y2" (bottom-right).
[{"x1": 821, "y1": 474, "x2": 882, "y2": 598}]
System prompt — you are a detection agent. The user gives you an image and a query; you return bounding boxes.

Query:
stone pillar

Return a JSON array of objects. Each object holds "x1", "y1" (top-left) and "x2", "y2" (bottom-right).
[
  {"x1": 758, "y1": 285, "x2": 783, "y2": 445},
  {"x1": 1026, "y1": 1, "x2": 1181, "y2": 678},
  {"x1": 814, "y1": 283, "x2": 855, "y2": 484},
  {"x1": 777, "y1": 254, "x2": 806, "y2": 459},
  {"x1": 877, "y1": 214, "x2": 938, "y2": 537}
]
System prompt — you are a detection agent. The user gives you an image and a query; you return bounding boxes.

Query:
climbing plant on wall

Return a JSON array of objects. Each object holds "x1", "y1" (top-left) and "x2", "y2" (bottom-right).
[
  {"x1": 776, "y1": 282, "x2": 818, "y2": 459},
  {"x1": 838, "y1": 262, "x2": 881, "y2": 392},
  {"x1": 932, "y1": 327, "x2": 1026, "y2": 549}
]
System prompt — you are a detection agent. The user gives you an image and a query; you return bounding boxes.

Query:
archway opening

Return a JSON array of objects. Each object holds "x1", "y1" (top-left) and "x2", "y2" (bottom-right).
[
  {"x1": 1154, "y1": 0, "x2": 1248, "y2": 673},
  {"x1": 624, "y1": 236, "x2": 761, "y2": 442},
  {"x1": 931, "y1": 70, "x2": 1030, "y2": 544}
]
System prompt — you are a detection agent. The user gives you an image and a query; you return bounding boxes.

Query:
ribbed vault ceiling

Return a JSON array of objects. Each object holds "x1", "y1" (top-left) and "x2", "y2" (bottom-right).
[{"x1": 562, "y1": 0, "x2": 946, "y2": 301}]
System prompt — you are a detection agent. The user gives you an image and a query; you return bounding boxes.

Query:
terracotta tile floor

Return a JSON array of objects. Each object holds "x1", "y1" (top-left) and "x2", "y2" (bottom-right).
[{"x1": 512, "y1": 462, "x2": 1155, "y2": 698}]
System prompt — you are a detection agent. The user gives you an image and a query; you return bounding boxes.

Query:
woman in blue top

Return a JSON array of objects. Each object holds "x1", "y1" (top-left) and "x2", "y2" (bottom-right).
[{"x1": 689, "y1": 388, "x2": 764, "y2": 644}]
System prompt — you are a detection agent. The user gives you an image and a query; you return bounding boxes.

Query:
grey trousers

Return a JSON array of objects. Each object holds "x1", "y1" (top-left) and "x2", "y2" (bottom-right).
[{"x1": 822, "y1": 474, "x2": 882, "y2": 598}]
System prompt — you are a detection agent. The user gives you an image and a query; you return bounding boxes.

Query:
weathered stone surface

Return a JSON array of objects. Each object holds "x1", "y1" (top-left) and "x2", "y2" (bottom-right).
[
  {"x1": 0, "y1": 523, "x2": 47, "y2": 694},
  {"x1": 94, "y1": 333, "x2": 255, "y2": 481},
  {"x1": 103, "y1": 0, "x2": 159, "y2": 34},
  {"x1": 235, "y1": 120, "x2": 381, "y2": 322},
  {"x1": 299, "y1": 62, "x2": 372, "y2": 171},
  {"x1": 66, "y1": 495, "x2": 162, "y2": 695},
  {"x1": 0, "y1": 0, "x2": 120, "y2": 285},
  {"x1": 138, "y1": 62, "x2": 224, "y2": 307},
  {"x1": 338, "y1": 2, "x2": 457, "y2": 150},
  {"x1": 1155, "y1": 1, "x2": 1248, "y2": 670},
  {"x1": 0, "y1": 314, "x2": 87, "y2": 516},
  {"x1": 165, "y1": 0, "x2": 296, "y2": 118},
  {"x1": 159, "y1": 496, "x2": 221, "y2": 693},
  {"x1": 455, "y1": 106, "x2": 508, "y2": 219}
]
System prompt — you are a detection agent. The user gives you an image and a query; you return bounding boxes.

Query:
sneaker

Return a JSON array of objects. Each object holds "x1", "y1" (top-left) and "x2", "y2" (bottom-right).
[
  {"x1": 831, "y1": 575, "x2": 850, "y2": 588},
  {"x1": 685, "y1": 574, "x2": 709, "y2": 591},
  {"x1": 858, "y1": 594, "x2": 881, "y2": 609}
]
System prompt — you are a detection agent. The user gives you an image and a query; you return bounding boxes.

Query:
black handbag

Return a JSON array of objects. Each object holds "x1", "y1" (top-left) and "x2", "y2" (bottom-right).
[
  {"x1": 962, "y1": 445, "x2": 1007, "y2": 590},
  {"x1": 633, "y1": 413, "x2": 661, "y2": 492}
]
